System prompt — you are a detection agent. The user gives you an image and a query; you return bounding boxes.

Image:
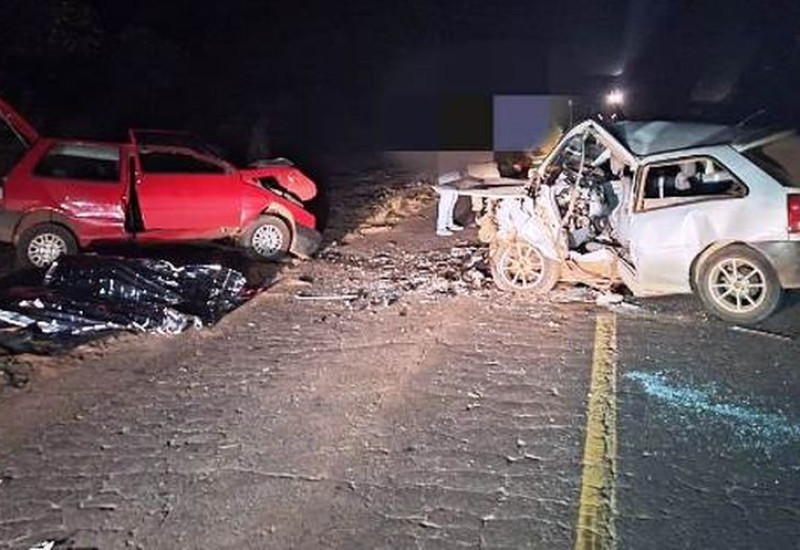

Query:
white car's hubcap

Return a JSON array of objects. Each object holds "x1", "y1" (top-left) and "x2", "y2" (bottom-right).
[
  {"x1": 251, "y1": 225, "x2": 284, "y2": 257},
  {"x1": 708, "y1": 258, "x2": 766, "y2": 313},
  {"x1": 28, "y1": 233, "x2": 68, "y2": 267},
  {"x1": 500, "y1": 242, "x2": 545, "y2": 288}
]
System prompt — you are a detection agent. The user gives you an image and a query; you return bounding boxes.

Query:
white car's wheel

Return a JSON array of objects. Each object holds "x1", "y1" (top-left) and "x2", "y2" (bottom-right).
[
  {"x1": 490, "y1": 240, "x2": 560, "y2": 293},
  {"x1": 241, "y1": 216, "x2": 291, "y2": 260},
  {"x1": 696, "y1": 244, "x2": 783, "y2": 324},
  {"x1": 17, "y1": 223, "x2": 78, "y2": 269}
]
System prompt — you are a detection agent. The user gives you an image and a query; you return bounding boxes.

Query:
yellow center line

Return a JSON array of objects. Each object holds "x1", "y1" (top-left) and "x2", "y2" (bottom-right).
[{"x1": 575, "y1": 313, "x2": 618, "y2": 550}]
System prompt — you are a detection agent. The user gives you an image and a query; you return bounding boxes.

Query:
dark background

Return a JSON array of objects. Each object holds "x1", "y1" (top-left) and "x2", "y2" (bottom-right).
[{"x1": 1, "y1": 0, "x2": 799, "y2": 162}]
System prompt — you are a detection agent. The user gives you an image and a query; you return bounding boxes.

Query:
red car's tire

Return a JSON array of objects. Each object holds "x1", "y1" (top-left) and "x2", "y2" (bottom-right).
[
  {"x1": 241, "y1": 216, "x2": 292, "y2": 261},
  {"x1": 16, "y1": 223, "x2": 78, "y2": 269}
]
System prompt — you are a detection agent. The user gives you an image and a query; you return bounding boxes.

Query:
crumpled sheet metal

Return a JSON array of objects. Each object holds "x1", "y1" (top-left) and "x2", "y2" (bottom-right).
[{"x1": 0, "y1": 256, "x2": 249, "y2": 355}]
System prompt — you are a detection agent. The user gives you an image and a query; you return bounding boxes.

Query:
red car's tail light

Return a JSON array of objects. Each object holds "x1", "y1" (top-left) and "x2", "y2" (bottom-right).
[{"x1": 789, "y1": 194, "x2": 800, "y2": 233}]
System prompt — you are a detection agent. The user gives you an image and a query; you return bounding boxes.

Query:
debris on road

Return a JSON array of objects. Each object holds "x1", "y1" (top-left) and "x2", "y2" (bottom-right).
[
  {"x1": 626, "y1": 370, "x2": 800, "y2": 451},
  {"x1": 0, "y1": 357, "x2": 32, "y2": 388},
  {"x1": 25, "y1": 538, "x2": 85, "y2": 550},
  {"x1": 595, "y1": 292, "x2": 624, "y2": 306},
  {"x1": 729, "y1": 325, "x2": 794, "y2": 342},
  {"x1": 0, "y1": 256, "x2": 252, "y2": 355},
  {"x1": 313, "y1": 244, "x2": 493, "y2": 306},
  {"x1": 286, "y1": 235, "x2": 622, "y2": 313},
  {"x1": 294, "y1": 293, "x2": 362, "y2": 301}
]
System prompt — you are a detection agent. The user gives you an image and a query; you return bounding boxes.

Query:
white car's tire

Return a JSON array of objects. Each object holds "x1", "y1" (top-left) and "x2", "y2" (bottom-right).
[
  {"x1": 491, "y1": 240, "x2": 560, "y2": 293},
  {"x1": 696, "y1": 244, "x2": 783, "y2": 325}
]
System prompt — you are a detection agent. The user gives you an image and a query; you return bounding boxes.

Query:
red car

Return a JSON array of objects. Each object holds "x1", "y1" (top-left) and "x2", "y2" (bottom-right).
[{"x1": 0, "y1": 97, "x2": 322, "y2": 268}]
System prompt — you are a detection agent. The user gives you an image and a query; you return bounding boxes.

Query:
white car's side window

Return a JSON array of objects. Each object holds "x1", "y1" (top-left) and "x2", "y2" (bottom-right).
[{"x1": 636, "y1": 156, "x2": 748, "y2": 211}]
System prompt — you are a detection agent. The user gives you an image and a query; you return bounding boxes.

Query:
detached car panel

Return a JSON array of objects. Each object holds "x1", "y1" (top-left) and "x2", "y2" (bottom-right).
[{"x1": 0, "y1": 98, "x2": 322, "y2": 268}]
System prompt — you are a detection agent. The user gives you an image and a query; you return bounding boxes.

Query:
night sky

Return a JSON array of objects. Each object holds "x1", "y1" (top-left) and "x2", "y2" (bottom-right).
[{"x1": 1, "y1": 0, "x2": 799, "y2": 158}]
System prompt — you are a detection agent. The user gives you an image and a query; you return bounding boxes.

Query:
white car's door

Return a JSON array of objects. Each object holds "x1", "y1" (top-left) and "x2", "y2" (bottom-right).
[{"x1": 626, "y1": 153, "x2": 757, "y2": 295}]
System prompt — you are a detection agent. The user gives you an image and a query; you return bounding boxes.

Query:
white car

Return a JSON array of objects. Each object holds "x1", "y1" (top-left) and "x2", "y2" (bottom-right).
[{"x1": 488, "y1": 119, "x2": 800, "y2": 324}]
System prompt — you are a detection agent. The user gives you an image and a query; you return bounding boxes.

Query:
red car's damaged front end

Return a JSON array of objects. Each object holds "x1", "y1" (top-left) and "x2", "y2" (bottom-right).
[{"x1": 236, "y1": 160, "x2": 323, "y2": 257}]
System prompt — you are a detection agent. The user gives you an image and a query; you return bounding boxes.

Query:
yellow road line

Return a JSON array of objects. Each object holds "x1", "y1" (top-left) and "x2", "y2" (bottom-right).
[{"x1": 575, "y1": 314, "x2": 618, "y2": 550}]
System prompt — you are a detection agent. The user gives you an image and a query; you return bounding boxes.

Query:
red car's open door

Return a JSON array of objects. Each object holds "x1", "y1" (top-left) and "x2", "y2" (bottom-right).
[{"x1": 128, "y1": 129, "x2": 240, "y2": 232}]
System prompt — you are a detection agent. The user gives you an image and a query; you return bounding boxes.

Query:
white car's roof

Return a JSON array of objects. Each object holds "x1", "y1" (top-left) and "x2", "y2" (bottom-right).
[{"x1": 606, "y1": 121, "x2": 736, "y2": 156}]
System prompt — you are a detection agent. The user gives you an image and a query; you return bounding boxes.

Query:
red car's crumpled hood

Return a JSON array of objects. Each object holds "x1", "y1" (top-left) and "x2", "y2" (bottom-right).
[{"x1": 239, "y1": 166, "x2": 317, "y2": 202}]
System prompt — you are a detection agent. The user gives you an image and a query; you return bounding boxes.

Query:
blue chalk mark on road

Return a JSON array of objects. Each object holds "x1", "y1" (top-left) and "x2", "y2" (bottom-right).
[{"x1": 625, "y1": 371, "x2": 800, "y2": 450}]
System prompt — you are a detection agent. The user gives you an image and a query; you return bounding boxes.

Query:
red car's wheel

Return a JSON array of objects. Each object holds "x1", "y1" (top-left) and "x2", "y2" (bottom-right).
[
  {"x1": 17, "y1": 223, "x2": 78, "y2": 269},
  {"x1": 241, "y1": 216, "x2": 291, "y2": 260}
]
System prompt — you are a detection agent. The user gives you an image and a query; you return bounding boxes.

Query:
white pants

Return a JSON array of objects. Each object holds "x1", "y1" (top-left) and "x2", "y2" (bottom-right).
[{"x1": 436, "y1": 187, "x2": 459, "y2": 232}]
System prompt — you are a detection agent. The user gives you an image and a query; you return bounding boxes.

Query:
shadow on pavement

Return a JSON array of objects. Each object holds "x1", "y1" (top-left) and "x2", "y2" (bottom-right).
[
  {"x1": 0, "y1": 244, "x2": 14, "y2": 280},
  {"x1": 632, "y1": 288, "x2": 800, "y2": 340},
  {"x1": 755, "y1": 290, "x2": 800, "y2": 338}
]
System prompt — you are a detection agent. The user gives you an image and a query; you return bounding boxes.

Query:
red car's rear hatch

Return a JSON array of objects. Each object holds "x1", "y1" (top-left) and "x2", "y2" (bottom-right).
[{"x1": 0, "y1": 96, "x2": 39, "y2": 146}]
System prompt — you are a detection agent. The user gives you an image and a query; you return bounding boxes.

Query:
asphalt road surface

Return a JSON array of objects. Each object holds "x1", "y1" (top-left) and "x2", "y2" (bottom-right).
[{"x1": 1, "y1": 185, "x2": 799, "y2": 549}]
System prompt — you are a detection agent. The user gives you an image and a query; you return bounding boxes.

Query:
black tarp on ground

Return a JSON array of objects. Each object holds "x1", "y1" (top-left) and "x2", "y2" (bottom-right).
[{"x1": 0, "y1": 256, "x2": 251, "y2": 355}]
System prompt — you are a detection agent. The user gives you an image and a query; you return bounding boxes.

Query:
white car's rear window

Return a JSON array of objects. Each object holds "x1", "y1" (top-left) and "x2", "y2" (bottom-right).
[{"x1": 744, "y1": 135, "x2": 800, "y2": 188}]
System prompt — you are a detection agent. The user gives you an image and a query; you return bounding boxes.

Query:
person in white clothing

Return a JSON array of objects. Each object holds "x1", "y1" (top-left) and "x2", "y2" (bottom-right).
[{"x1": 434, "y1": 172, "x2": 466, "y2": 236}]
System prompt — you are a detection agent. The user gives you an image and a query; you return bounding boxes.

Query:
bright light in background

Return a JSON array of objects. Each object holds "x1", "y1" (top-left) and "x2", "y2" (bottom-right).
[{"x1": 606, "y1": 89, "x2": 625, "y2": 106}]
